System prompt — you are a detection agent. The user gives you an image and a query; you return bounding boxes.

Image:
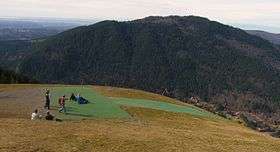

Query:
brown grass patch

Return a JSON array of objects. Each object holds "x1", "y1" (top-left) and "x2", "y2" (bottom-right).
[
  {"x1": 1, "y1": 85, "x2": 279, "y2": 152},
  {"x1": 1, "y1": 107, "x2": 280, "y2": 152},
  {"x1": 0, "y1": 87, "x2": 45, "y2": 119},
  {"x1": 93, "y1": 86, "x2": 193, "y2": 106}
]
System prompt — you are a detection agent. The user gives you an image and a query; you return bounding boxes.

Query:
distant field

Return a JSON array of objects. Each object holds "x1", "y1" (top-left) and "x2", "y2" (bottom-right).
[{"x1": 0, "y1": 84, "x2": 280, "y2": 152}]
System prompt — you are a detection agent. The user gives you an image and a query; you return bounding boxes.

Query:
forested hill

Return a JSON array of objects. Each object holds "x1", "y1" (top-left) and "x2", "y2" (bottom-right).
[{"x1": 20, "y1": 16, "x2": 280, "y2": 124}]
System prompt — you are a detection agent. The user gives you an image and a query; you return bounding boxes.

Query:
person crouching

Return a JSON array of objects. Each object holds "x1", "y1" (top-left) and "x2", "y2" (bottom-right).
[
  {"x1": 45, "y1": 111, "x2": 54, "y2": 120},
  {"x1": 31, "y1": 109, "x2": 42, "y2": 120}
]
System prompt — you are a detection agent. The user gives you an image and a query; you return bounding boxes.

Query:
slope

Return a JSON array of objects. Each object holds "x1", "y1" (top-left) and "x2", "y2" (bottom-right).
[
  {"x1": 0, "y1": 40, "x2": 32, "y2": 70},
  {"x1": 0, "y1": 84, "x2": 280, "y2": 152},
  {"x1": 93, "y1": 86, "x2": 216, "y2": 118},
  {"x1": 19, "y1": 16, "x2": 280, "y2": 125},
  {"x1": 48, "y1": 86, "x2": 215, "y2": 120}
]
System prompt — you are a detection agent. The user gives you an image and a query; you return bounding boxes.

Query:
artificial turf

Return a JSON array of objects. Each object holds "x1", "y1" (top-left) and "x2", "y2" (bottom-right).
[
  {"x1": 111, "y1": 97, "x2": 216, "y2": 118},
  {"x1": 50, "y1": 86, "x2": 216, "y2": 120},
  {"x1": 50, "y1": 86, "x2": 130, "y2": 119}
]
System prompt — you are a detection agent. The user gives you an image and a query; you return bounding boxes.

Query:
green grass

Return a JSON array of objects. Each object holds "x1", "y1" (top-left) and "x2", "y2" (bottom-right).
[
  {"x1": 111, "y1": 97, "x2": 216, "y2": 118},
  {"x1": 50, "y1": 86, "x2": 130, "y2": 119},
  {"x1": 49, "y1": 86, "x2": 217, "y2": 120}
]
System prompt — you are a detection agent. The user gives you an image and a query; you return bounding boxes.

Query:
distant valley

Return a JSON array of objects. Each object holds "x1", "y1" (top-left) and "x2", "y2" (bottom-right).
[
  {"x1": 0, "y1": 18, "x2": 96, "y2": 70},
  {"x1": 0, "y1": 28, "x2": 62, "y2": 41},
  {"x1": 246, "y1": 30, "x2": 280, "y2": 45},
  {"x1": 0, "y1": 18, "x2": 96, "y2": 41}
]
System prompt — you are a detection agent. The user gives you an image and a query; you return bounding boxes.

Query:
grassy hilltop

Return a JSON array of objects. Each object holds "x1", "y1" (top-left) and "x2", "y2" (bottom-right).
[{"x1": 0, "y1": 84, "x2": 279, "y2": 152}]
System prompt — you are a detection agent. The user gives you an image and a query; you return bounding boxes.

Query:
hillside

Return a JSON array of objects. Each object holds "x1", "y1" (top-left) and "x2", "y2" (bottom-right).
[
  {"x1": 19, "y1": 16, "x2": 280, "y2": 128},
  {"x1": 0, "y1": 84, "x2": 279, "y2": 152},
  {"x1": 0, "y1": 19, "x2": 82, "y2": 70},
  {"x1": 246, "y1": 30, "x2": 280, "y2": 45},
  {"x1": 0, "y1": 40, "x2": 32, "y2": 70}
]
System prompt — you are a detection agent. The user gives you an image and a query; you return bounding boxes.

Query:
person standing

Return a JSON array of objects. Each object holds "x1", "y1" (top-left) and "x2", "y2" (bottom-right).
[
  {"x1": 59, "y1": 95, "x2": 68, "y2": 113},
  {"x1": 44, "y1": 89, "x2": 51, "y2": 110}
]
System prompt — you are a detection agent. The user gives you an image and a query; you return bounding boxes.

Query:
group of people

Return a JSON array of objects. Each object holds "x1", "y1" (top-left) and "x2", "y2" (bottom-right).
[
  {"x1": 31, "y1": 109, "x2": 54, "y2": 120},
  {"x1": 31, "y1": 89, "x2": 89, "y2": 120},
  {"x1": 31, "y1": 89, "x2": 55, "y2": 121}
]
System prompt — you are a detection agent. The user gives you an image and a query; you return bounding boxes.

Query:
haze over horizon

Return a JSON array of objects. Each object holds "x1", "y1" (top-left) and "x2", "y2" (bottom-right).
[{"x1": 0, "y1": 0, "x2": 279, "y2": 33}]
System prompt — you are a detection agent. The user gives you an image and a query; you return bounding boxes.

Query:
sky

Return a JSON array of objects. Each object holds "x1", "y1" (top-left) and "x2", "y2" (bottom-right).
[{"x1": 0, "y1": 0, "x2": 279, "y2": 32}]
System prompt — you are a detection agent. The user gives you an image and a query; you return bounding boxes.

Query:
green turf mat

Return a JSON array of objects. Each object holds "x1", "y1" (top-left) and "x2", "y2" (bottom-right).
[
  {"x1": 48, "y1": 86, "x2": 217, "y2": 120},
  {"x1": 111, "y1": 97, "x2": 216, "y2": 118},
  {"x1": 50, "y1": 86, "x2": 130, "y2": 119}
]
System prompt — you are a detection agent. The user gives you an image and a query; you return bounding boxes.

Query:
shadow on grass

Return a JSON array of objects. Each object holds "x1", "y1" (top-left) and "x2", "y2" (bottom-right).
[
  {"x1": 64, "y1": 112, "x2": 93, "y2": 118},
  {"x1": 51, "y1": 106, "x2": 78, "y2": 111},
  {"x1": 53, "y1": 105, "x2": 94, "y2": 118}
]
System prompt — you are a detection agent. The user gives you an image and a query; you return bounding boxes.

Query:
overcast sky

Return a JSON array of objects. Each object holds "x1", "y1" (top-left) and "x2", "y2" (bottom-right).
[{"x1": 0, "y1": 0, "x2": 279, "y2": 32}]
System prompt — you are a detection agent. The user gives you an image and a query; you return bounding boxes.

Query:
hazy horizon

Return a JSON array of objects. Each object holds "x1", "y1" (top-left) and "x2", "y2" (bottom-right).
[{"x1": 0, "y1": 0, "x2": 279, "y2": 33}]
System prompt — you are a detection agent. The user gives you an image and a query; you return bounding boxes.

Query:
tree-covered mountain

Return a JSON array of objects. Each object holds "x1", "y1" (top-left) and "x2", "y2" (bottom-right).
[
  {"x1": 0, "y1": 40, "x2": 33, "y2": 71},
  {"x1": 19, "y1": 16, "x2": 280, "y2": 125}
]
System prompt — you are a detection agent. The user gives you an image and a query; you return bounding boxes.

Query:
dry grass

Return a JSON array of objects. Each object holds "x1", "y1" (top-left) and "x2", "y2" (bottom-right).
[
  {"x1": 0, "y1": 85, "x2": 280, "y2": 152},
  {"x1": 93, "y1": 86, "x2": 192, "y2": 106},
  {"x1": 0, "y1": 84, "x2": 79, "y2": 119},
  {"x1": 0, "y1": 84, "x2": 79, "y2": 92},
  {"x1": 1, "y1": 107, "x2": 280, "y2": 152},
  {"x1": 0, "y1": 86, "x2": 44, "y2": 118},
  {"x1": 0, "y1": 84, "x2": 39, "y2": 92}
]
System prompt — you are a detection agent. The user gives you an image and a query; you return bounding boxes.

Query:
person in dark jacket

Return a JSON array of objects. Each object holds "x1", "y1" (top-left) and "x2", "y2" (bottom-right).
[
  {"x1": 44, "y1": 89, "x2": 51, "y2": 110},
  {"x1": 70, "y1": 93, "x2": 76, "y2": 101},
  {"x1": 45, "y1": 111, "x2": 54, "y2": 120}
]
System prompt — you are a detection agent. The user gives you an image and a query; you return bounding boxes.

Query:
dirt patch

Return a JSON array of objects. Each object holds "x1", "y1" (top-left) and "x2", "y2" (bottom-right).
[{"x1": 0, "y1": 88, "x2": 45, "y2": 119}]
